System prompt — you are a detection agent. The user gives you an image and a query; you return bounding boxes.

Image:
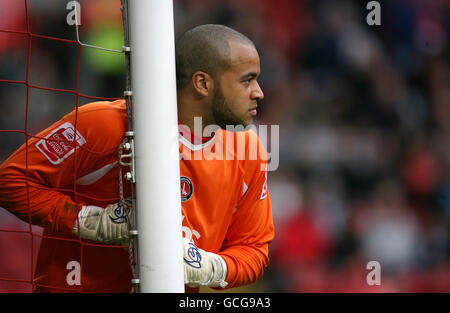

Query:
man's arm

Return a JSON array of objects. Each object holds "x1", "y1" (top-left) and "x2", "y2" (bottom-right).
[
  {"x1": 0, "y1": 100, "x2": 128, "y2": 236},
  {"x1": 218, "y1": 131, "x2": 274, "y2": 289},
  {"x1": 218, "y1": 172, "x2": 273, "y2": 288},
  {"x1": 0, "y1": 125, "x2": 85, "y2": 234}
]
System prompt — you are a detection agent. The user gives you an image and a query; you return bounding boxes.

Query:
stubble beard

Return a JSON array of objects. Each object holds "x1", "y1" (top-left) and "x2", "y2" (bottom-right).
[{"x1": 211, "y1": 86, "x2": 249, "y2": 130}]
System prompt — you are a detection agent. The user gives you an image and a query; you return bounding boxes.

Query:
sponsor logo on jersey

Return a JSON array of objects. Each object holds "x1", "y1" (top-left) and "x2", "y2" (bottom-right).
[
  {"x1": 180, "y1": 176, "x2": 193, "y2": 202},
  {"x1": 35, "y1": 122, "x2": 86, "y2": 165}
]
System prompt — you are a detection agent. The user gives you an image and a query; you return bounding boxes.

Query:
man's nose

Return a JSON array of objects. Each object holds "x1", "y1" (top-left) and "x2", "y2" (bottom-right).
[{"x1": 251, "y1": 82, "x2": 264, "y2": 101}]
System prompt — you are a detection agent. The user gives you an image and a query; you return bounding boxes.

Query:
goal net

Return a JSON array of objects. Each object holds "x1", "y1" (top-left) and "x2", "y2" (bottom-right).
[{"x1": 0, "y1": 0, "x2": 183, "y2": 293}]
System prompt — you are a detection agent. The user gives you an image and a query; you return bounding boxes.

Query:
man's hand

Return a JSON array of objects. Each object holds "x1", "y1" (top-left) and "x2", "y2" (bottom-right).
[
  {"x1": 183, "y1": 238, "x2": 228, "y2": 288},
  {"x1": 73, "y1": 200, "x2": 133, "y2": 244}
]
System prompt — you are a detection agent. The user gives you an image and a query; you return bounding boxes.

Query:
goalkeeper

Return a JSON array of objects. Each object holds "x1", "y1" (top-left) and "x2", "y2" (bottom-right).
[{"x1": 0, "y1": 24, "x2": 274, "y2": 292}]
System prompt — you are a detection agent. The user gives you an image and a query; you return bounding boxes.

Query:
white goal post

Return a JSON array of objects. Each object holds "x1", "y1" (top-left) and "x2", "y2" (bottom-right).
[{"x1": 128, "y1": 0, "x2": 184, "y2": 292}]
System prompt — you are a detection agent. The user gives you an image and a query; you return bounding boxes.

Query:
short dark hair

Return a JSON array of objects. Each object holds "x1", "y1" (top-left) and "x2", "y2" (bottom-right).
[{"x1": 175, "y1": 24, "x2": 255, "y2": 90}]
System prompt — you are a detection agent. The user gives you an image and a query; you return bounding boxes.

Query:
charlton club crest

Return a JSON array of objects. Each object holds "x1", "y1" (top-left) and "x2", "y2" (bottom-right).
[{"x1": 180, "y1": 176, "x2": 193, "y2": 202}]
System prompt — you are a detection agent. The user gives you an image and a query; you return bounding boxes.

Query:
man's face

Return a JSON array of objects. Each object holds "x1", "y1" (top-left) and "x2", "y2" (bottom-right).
[{"x1": 211, "y1": 39, "x2": 264, "y2": 128}]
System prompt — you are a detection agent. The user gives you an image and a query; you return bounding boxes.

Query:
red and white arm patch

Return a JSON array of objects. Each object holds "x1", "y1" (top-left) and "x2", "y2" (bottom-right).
[{"x1": 35, "y1": 122, "x2": 86, "y2": 165}]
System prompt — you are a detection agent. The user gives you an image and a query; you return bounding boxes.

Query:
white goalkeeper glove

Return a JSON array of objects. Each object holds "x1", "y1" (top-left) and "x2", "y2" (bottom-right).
[
  {"x1": 73, "y1": 200, "x2": 133, "y2": 245},
  {"x1": 183, "y1": 238, "x2": 228, "y2": 288}
]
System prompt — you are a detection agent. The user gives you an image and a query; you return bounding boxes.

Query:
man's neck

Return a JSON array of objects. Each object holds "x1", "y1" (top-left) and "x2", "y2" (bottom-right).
[{"x1": 177, "y1": 95, "x2": 216, "y2": 138}]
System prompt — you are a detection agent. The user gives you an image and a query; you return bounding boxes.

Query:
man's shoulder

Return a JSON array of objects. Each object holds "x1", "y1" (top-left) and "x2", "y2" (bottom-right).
[
  {"x1": 65, "y1": 99, "x2": 128, "y2": 128},
  {"x1": 53, "y1": 99, "x2": 128, "y2": 142},
  {"x1": 220, "y1": 128, "x2": 268, "y2": 168},
  {"x1": 76, "y1": 99, "x2": 126, "y2": 115},
  {"x1": 220, "y1": 127, "x2": 259, "y2": 143}
]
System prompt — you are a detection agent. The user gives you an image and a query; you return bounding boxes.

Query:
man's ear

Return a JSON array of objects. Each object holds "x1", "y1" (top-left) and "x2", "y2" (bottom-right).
[{"x1": 192, "y1": 71, "x2": 214, "y2": 97}]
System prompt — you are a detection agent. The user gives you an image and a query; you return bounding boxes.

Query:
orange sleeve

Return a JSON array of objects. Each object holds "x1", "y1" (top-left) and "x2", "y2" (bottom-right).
[
  {"x1": 0, "y1": 100, "x2": 126, "y2": 235},
  {"x1": 218, "y1": 131, "x2": 275, "y2": 289}
]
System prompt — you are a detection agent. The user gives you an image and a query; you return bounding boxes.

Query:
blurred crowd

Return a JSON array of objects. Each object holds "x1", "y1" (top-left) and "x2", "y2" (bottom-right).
[{"x1": 0, "y1": 0, "x2": 449, "y2": 292}]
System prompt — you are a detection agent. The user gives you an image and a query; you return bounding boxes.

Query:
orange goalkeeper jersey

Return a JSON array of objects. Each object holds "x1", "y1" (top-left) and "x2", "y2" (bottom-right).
[{"x1": 0, "y1": 99, "x2": 274, "y2": 292}]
